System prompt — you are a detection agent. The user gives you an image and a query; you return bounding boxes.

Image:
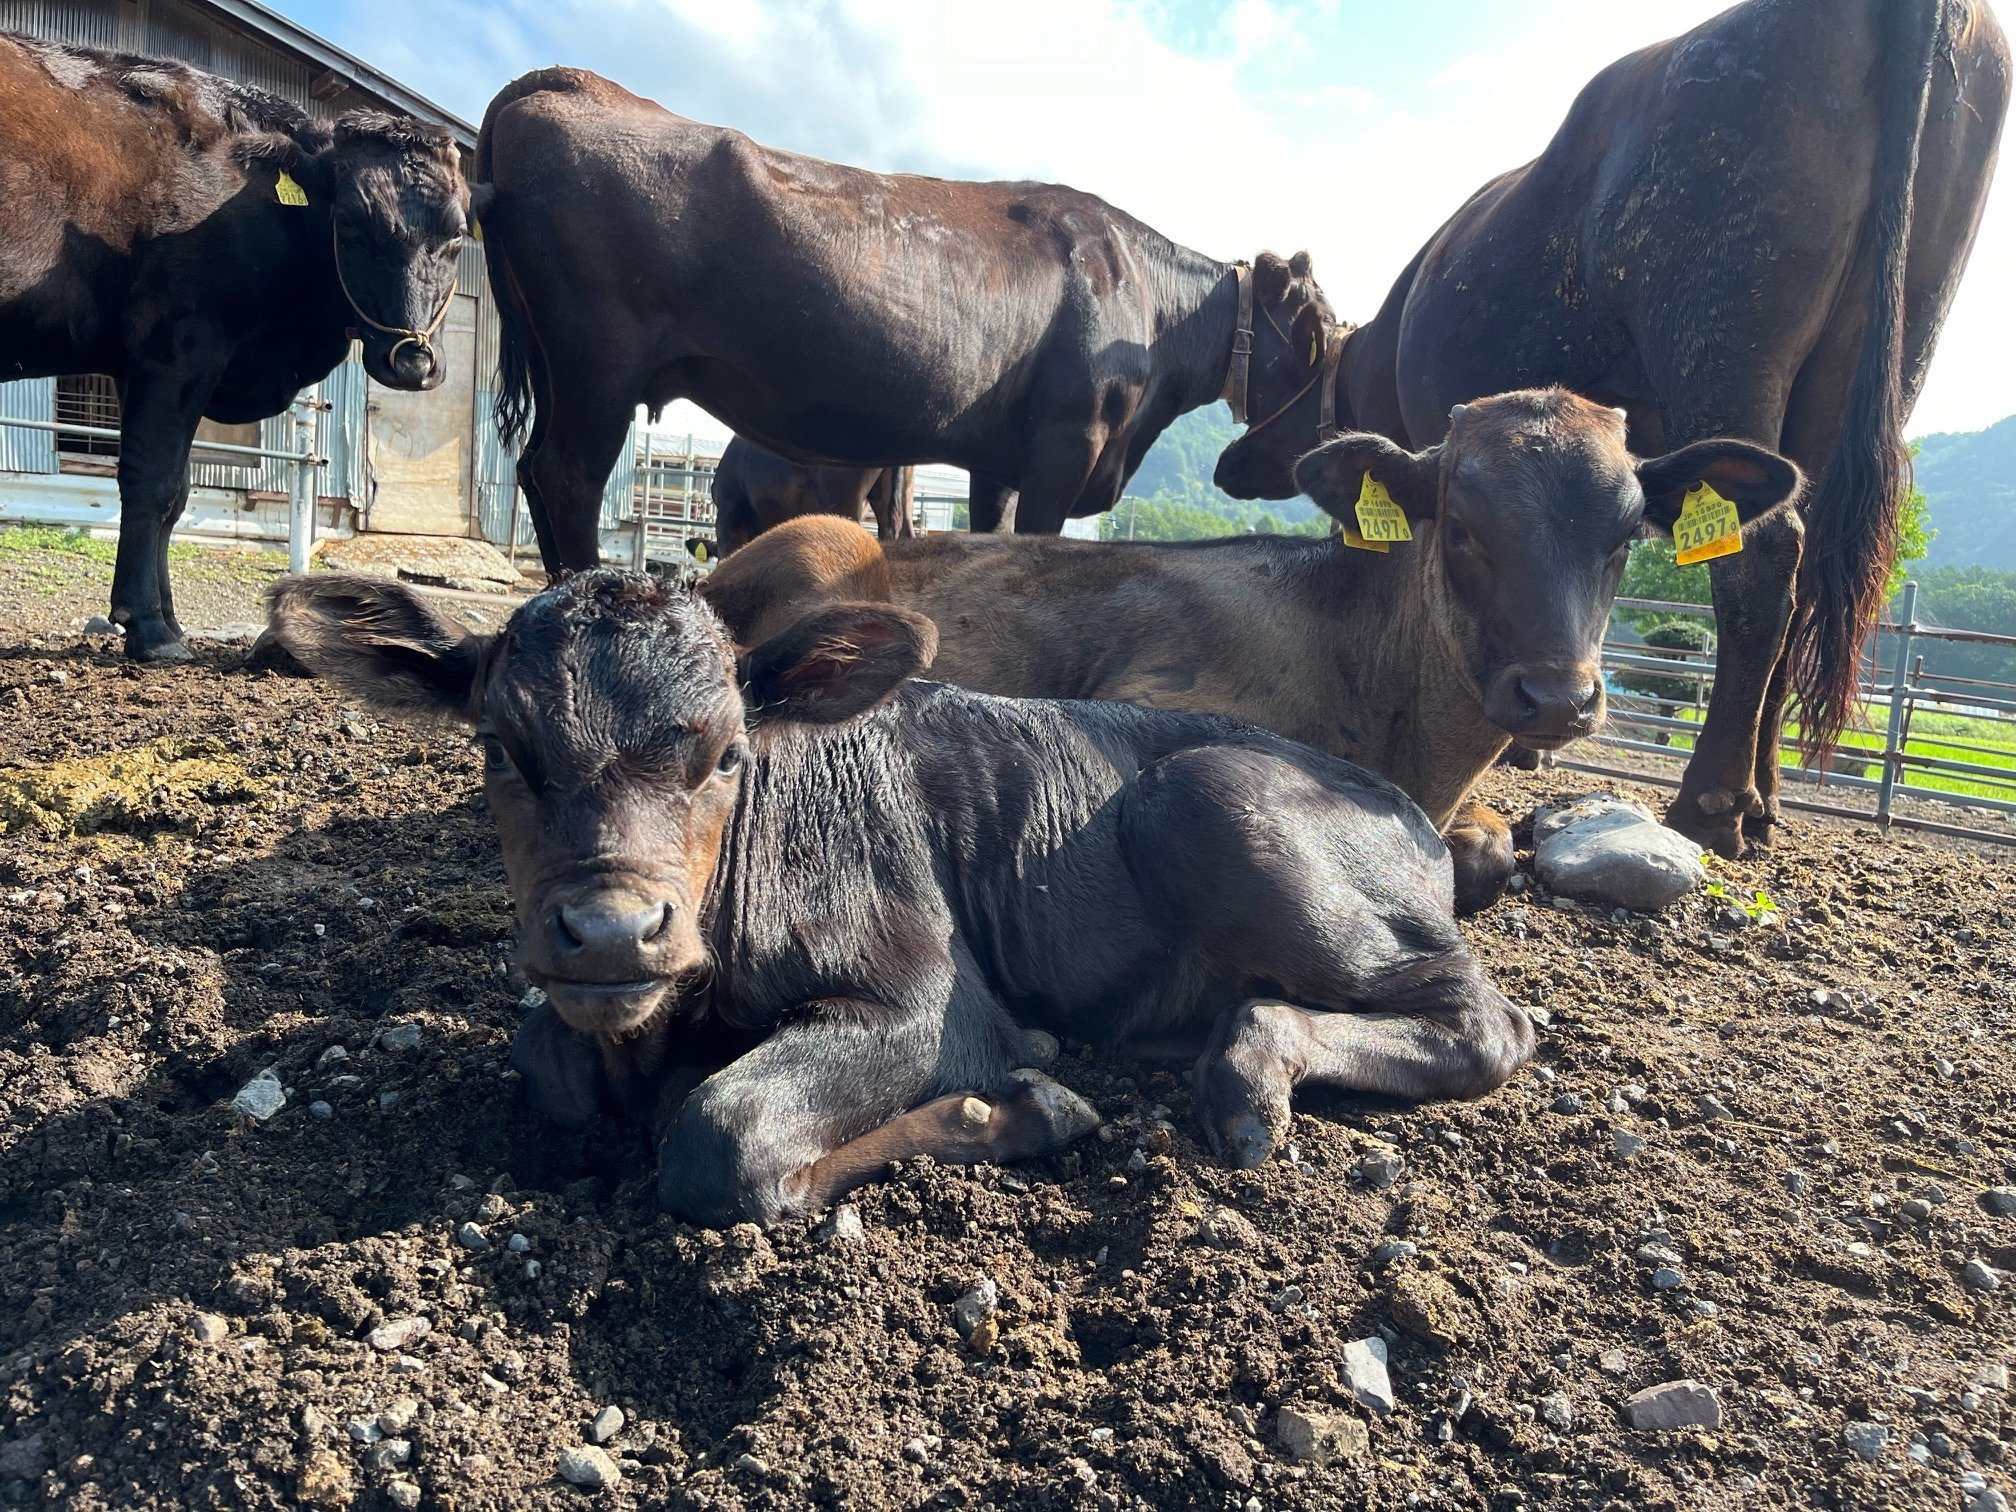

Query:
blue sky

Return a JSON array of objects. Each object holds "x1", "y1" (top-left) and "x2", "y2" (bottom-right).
[{"x1": 277, "y1": 0, "x2": 2012, "y2": 441}]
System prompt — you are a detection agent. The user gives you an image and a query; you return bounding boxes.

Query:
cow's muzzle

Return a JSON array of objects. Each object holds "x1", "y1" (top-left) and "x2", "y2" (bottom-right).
[
  {"x1": 529, "y1": 882, "x2": 700, "y2": 1035},
  {"x1": 1484, "y1": 661, "x2": 1605, "y2": 750}
]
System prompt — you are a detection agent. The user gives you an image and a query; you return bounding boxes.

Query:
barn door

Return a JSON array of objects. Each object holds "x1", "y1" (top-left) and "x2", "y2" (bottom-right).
[{"x1": 363, "y1": 292, "x2": 479, "y2": 536}]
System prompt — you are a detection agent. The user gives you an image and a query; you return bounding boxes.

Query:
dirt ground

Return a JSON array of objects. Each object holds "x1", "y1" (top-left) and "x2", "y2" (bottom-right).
[{"x1": 2, "y1": 541, "x2": 2014, "y2": 1511}]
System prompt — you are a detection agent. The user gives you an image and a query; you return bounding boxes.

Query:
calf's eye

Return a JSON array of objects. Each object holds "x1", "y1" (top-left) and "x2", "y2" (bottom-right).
[
  {"x1": 716, "y1": 741, "x2": 748, "y2": 777},
  {"x1": 477, "y1": 735, "x2": 510, "y2": 775}
]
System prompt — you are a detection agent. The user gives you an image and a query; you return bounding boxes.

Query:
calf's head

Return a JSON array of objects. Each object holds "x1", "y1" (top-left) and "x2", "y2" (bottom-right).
[
  {"x1": 267, "y1": 571, "x2": 935, "y2": 1037},
  {"x1": 275, "y1": 112, "x2": 471, "y2": 389},
  {"x1": 1294, "y1": 389, "x2": 1800, "y2": 749}
]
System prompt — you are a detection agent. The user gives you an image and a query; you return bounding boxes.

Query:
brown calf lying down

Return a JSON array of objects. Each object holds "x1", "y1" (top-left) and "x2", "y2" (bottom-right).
[
  {"x1": 704, "y1": 389, "x2": 1801, "y2": 910},
  {"x1": 269, "y1": 571, "x2": 1534, "y2": 1225}
]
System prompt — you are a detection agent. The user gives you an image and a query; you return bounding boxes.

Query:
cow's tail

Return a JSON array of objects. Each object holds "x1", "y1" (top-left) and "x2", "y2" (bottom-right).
[
  {"x1": 1785, "y1": 0, "x2": 1945, "y2": 755},
  {"x1": 488, "y1": 247, "x2": 536, "y2": 456}
]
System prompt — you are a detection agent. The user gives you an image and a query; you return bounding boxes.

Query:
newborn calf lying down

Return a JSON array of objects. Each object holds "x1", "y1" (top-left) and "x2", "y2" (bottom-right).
[{"x1": 269, "y1": 570, "x2": 1533, "y2": 1225}]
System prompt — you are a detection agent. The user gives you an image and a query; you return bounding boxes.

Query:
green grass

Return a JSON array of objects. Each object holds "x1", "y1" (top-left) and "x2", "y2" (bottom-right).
[
  {"x1": 0, "y1": 523, "x2": 203, "y2": 566},
  {"x1": 1611, "y1": 698, "x2": 2016, "y2": 804}
]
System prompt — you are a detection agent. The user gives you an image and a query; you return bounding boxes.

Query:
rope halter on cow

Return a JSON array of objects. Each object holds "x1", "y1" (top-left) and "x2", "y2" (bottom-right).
[{"x1": 331, "y1": 223, "x2": 456, "y2": 372}]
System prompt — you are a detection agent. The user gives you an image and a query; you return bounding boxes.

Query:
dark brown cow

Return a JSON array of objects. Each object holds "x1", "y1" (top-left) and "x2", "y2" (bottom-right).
[
  {"x1": 705, "y1": 390, "x2": 1802, "y2": 913},
  {"x1": 711, "y1": 437, "x2": 914, "y2": 555},
  {"x1": 1212, "y1": 0, "x2": 2009, "y2": 857},
  {"x1": 472, "y1": 68, "x2": 1333, "y2": 567},
  {"x1": 0, "y1": 34, "x2": 472, "y2": 661},
  {"x1": 267, "y1": 569, "x2": 1534, "y2": 1225}
]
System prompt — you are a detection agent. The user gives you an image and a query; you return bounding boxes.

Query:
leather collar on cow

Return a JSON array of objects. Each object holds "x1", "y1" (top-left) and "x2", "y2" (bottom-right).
[
  {"x1": 332, "y1": 222, "x2": 456, "y2": 370},
  {"x1": 1221, "y1": 262, "x2": 1256, "y2": 424},
  {"x1": 1238, "y1": 319, "x2": 1353, "y2": 444}
]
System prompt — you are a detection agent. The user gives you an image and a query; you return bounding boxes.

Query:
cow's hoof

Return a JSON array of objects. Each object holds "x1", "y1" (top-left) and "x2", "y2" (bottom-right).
[
  {"x1": 1020, "y1": 1029, "x2": 1061, "y2": 1067},
  {"x1": 1665, "y1": 787, "x2": 1753, "y2": 859},
  {"x1": 990, "y1": 1068, "x2": 1100, "y2": 1159},
  {"x1": 123, "y1": 625, "x2": 193, "y2": 664},
  {"x1": 1193, "y1": 1052, "x2": 1291, "y2": 1171},
  {"x1": 1741, "y1": 806, "x2": 1782, "y2": 853}
]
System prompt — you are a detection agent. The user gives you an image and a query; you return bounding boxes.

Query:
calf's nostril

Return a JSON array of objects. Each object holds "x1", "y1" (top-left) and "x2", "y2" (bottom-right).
[
  {"x1": 642, "y1": 901, "x2": 673, "y2": 942},
  {"x1": 555, "y1": 906, "x2": 586, "y2": 950}
]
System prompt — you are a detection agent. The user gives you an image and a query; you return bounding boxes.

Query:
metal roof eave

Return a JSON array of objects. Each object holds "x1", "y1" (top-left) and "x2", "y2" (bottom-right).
[{"x1": 202, "y1": 0, "x2": 478, "y2": 147}]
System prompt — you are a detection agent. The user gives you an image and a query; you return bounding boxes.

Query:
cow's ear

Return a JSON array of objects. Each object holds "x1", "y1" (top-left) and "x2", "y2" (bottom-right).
[
  {"x1": 265, "y1": 574, "x2": 484, "y2": 718},
  {"x1": 1637, "y1": 439, "x2": 1802, "y2": 533},
  {"x1": 739, "y1": 603, "x2": 937, "y2": 725},
  {"x1": 1290, "y1": 301, "x2": 1326, "y2": 371},
  {"x1": 235, "y1": 132, "x2": 333, "y2": 202},
  {"x1": 1294, "y1": 431, "x2": 1442, "y2": 524}
]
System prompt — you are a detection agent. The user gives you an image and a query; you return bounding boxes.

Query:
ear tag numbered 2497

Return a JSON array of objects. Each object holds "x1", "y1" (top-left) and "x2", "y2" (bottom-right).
[
  {"x1": 1345, "y1": 472, "x2": 1412, "y2": 552},
  {"x1": 1672, "y1": 482, "x2": 1742, "y2": 566}
]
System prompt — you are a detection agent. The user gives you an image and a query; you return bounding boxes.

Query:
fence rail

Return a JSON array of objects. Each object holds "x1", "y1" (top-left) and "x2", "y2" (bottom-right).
[{"x1": 1566, "y1": 584, "x2": 2016, "y2": 848}]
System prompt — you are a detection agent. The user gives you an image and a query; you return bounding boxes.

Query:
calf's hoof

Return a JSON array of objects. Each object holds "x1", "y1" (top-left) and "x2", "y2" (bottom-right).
[
  {"x1": 1193, "y1": 1003, "x2": 1296, "y2": 1170},
  {"x1": 122, "y1": 619, "x2": 193, "y2": 664},
  {"x1": 984, "y1": 1068, "x2": 1100, "y2": 1160}
]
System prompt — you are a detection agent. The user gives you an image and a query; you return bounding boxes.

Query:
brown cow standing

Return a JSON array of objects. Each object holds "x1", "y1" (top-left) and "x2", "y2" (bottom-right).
[
  {"x1": 0, "y1": 34, "x2": 473, "y2": 661},
  {"x1": 711, "y1": 437, "x2": 914, "y2": 555},
  {"x1": 703, "y1": 390, "x2": 1804, "y2": 913},
  {"x1": 472, "y1": 68, "x2": 1334, "y2": 567},
  {"x1": 1212, "y1": 0, "x2": 2009, "y2": 858}
]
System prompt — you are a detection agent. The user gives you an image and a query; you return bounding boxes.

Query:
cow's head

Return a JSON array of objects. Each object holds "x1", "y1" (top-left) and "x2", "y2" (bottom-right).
[
  {"x1": 1231, "y1": 251, "x2": 1336, "y2": 432},
  {"x1": 266, "y1": 571, "x2": 934, "y2": 1038},
  {"x1": 1294, "y1": 389, "x2": 1799, "y2": 749},
  {"x1": 286, "y1": 112, "x2": 470, "y2": 390}
]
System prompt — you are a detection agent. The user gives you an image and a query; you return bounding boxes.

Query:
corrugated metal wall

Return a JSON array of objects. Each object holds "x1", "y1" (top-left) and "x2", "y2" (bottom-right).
[{"x1": 0, "y1": 380, "x2": 59, "y2": 473}]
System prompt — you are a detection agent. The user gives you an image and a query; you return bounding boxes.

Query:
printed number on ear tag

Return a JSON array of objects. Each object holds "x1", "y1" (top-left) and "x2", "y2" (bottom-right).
[
  {"x1": 1353, "y1": 472, "x2": 1412, "y2": 547},
  {"x1": 1672, "y1": 481, "x2": 1743, "y2": 566},
  {"x1": 274, "y1": 171, "x2": 309, "y2": 207}
]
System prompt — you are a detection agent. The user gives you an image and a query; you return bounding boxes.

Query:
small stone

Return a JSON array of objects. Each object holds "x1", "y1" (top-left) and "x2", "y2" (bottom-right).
[
  {"x1": 368, "y1": 1317, "x2": 432, "y2": 1352},
  {"x1": 309, "y1": 1100, "x2": 334, "y2": 1120},
  {"x1": 1539, "y1": 1392, "x2": 1574, "y2": 1431},
  {"x1": 1782, "y1": 1169, "x2": 1810, "y2": 1198},
  {"x1": 507, "y1": 1233, "x2": 531, "y2": 1253},
  {"x1": 1275, "y1": 1405, "x2": 1368, "y2": 1466},
  {"x1": 366, "y1": 1438, "x2": 412, "y2": 1470},
  {"x1": 1532, "y1": 793, "x2": 1705, "y2": 911},
  {"x1": 1901, "y1": 1198, "x2": 1934, "y2": 1223},
  {"x1": 346, "y1": 1418, "x2": 383, "y2": 1445},
  {"x1": 1651, "y1": 1267, "x2": 1685, "y2": 1291},
  {"x1": 1613, "y1": 1131, "x2": 1645, "y2": 1160},
  {"x1": 294, "y1": 1447, "x2": 354, "y2": 1509},
  {"x1": 953, "y1": 1278, "x2": 1000, "y2": 1337},
  {"x1": 1977, "y1": 1364, "x2": 2011, "y2": 1392},
  {"x1": 557, "y1": 1445, "x2": 621, "y2": 1489},
  {"x1": 231, "y1": 1068, "x2": 286, "y2": 1122},
  {"x1": 0, "y1": 1434, "x2": 49, "y2": 1481},
  {"x1": 1961, "y1": 1259, "x2": 2002, "y2": 1292},
  {"x1": 378, "y1": 1091, "x2": 399, "y2": 1111},
  {"x1": 1551, "y1": 1094, "x2": 1584, "y2": 1115},
  {"x1": 189, "y1": 1312, "x2": 230, "y2": 1344},
  {"x1": 1697, "y1": 1093, "x2": 1733, "y2": 1121},
  {"x1": 83, "y1": 616, "x2": 117, "y2": 635},
  {"x1": 817, "y1": 1205, "x2": 865, "y2": 1245},
  {"x1": 379, "y1": 1399, "x2": 420, "y2": 1434},
  {"x1": 378, "y1": 1024, "x2": 423, "y2": 1052},
  {"x1": 589, "y1": 1406, "x2": 625, "y2": 1444},
  {"x1": 391, "y1": 1354, "x2": 426, "y2": 1375},
  {"x1": 387, "y1": 1481, "x2": 421, "y2": 1510},
  {"x1": 456, "y1": 1222, "x2": 490, "y2": 1251},
  {"x1": 1626, "y1": 1380, "x2": 1724, "y2": 1431},
  {"x1": 1340, "y1": 1336, "x2": 1395, "y2": 1415},
  {"x1": 1371, "y1": 1240, "x2": 1419, "y2": 1266},
  {"x1": 1359, "y1": 1152, "x2": 1405, "y2": 1189},
  {"x1": 1842, "y1": 1422, "x2": 1891, "y2": 1462},
  {"x1": 1197, "y1": 1206, "x2": 1261, "y2": 1250},
  {"x1": 1980, "y1": 1188, "x2": 2016, "y2": 1217},
  {"x1": 317, "y1": 1045, "x2": 351, "y2": 1067},
  {"x1": 1597, "y1": 1349, "x2": 1631, "y2": 1376},
  {"x1": 734, "y1": 1453, "x2": 771, "y2": 1478}
]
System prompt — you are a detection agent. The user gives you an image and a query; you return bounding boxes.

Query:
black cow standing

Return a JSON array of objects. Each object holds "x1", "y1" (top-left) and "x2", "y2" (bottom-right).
[
  {"x1": 267, "y1": 570, "x2": 1535, "y2": 1226},
  {"x1": 0, "y1": 34, "x2": 473, "y2": 661},
  {"x1": 1215, "y1": 0, "x2": 2009, "y2": 860}
]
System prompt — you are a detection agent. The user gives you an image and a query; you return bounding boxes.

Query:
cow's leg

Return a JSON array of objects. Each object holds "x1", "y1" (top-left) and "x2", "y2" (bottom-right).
[
  {"x1": 1443, "y1": 800, "x2": 1515, "y2": 915},
  {"x1": 112, "y1": 358, "x2": 221, "y2": 663},
  {"x1": 1011, "y1": 429, "x2": 1101, "y2": 535},
  {"x1": 516, "y1": 387, "x2": 637, "y2": 575},
  {"x1": 509, "y1": 996, "x2": 612, "y2": 1128},
  {"x1": 656, "y1": 998, "x2": 1093, "y2": 1226},
  {"x1": 1668, "y1": 505, "x2": 1804, "y2": 857},
  {"x1": 1746, "y1": 646, "x2": 1795, "y2": 847},
  {"x1": 885, "y1": 466, "x2": 915, "y2": 540},
  {"x1": 967, "y1": 474, "x2": 1017, "y2": 533}
]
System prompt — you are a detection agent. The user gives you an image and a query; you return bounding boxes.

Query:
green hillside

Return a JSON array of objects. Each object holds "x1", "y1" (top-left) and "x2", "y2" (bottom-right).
[
  {"x1": 1913, "y1": 414, "x2": 2014, "y2": 570},
  {"x1": 1114, "y1": 407, "x2": 1324, "y2": 540}
]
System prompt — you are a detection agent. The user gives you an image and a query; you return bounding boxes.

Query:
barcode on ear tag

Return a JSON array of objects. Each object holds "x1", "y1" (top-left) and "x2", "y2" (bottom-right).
[
  {"x1": 1355, "y1": 473, "x2": 1413, "y2": 544},
  {"x1": 1673, "y1": 482, "x2": 1742, "y2": 566}
]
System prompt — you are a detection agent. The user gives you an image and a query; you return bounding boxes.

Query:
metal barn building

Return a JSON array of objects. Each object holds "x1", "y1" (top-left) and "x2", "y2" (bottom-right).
[{"x1": 0, "y1": 0, "x2": 655, "y2": 563}]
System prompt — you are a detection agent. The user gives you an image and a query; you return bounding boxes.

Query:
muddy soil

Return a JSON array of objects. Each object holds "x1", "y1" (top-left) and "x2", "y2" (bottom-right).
[{"x1": 1, "y1": 606, "x2": 2013, "y2": 1510}]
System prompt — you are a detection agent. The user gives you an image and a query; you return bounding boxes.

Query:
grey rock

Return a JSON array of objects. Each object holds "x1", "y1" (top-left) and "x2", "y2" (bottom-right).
[
  {"x1": 1901, "y1": 1198, "x2": 1933, "y2": 1223},
  {"x1": 1551, "y1": 1093, "x2": 1584, "y2": 1115},
  {"x1": 1964, "y1": 1472, "x2": 2011, "y2": 1512},
  {"x1": 387, "y1": 1481, "x2": 421, "y2": 1510},
  {"x1": 1842, "y1": 1422, "x2": 1890, "y2": 1462},
  {"x1": 366, "y1": 1438, "x2": 412, "y2": 1471},
  {"x1": 1651, "y1": 1267, "x2": 1685, "y2": 1291},
  {"x1": 1371, "y1": 1240, "x2": 1419, "y2": 1266},
  {"x1": 317, "y1": 1044, "x2": 350, "y2": 1067},
  {"x1": 1275, "y1": 1405, "x2": 1368, "y2": 1466},
  {"x1": 589, "y1": 1406, "x2": 625, "y2": 1445},
  {"x1": 953, "y1": 1278, "x2": 1000, "y2": 1337},
  {"x1": 1962, "y1": 1259, "x2": 2002, "y2": 1292},
  {"x1": 1783, "y1": 1170, "x2": 1809, "y2": 1198},
  {"x1": 378, "y1": 1024, "x2": 423, "y2": 1052},
  {"x1": 1358, "y1": 1152, "x2": 1405, "y2": 1189},
  {"x1": 0, "y1": 1433, "x2": 48, "y2": 1480},
  {"x1": 456, "y1": 1222, "x2": 490, "y2": 1251},
  {"x1": 1980, "y1": 1188, "x2": 2016, "y2": 1217},
  {"x1": 507, "y1": 1233, "x2": 531, "y2": 1254},
  {"x1": 231, "y1": 1068, "x2": 286, "y2": 1122},
  {"x1": 368, "y1": 1317, "x2": 432, "y2": 1352},
  {"x1": 378, "y1": 1091, "x2": 399, "y2": 1111},
  {"x1": 346, "y1": 1418, "x2": 383, "y2": 1445},
  {"x1": 1697, "y1": 1094, "x2": 1734, "y2": 1121},
  {"x1": 1626, "y1": 1380, "x2": 1723, "y2": 1431},
  {"x1": 1613, "y1": 1131, "x2": 1646, "y2": 1160},
  {"x1": 1539, "y1": 1393, "x2": 1575, "y2": 1431},
  {"x1": 1532, "y1": 793, "x2": 1706, "y2": 911},
  {"x1": 82, "y1": 616, "x2": 117, "y2": 635},
  {"x1": 1197, "y1": 1205, "x2": 1261, "y2": 1250},
  {"x1": 557, "y1": 1445, "x2": 621, "y2": 1489},
  {"x1": 189, "y1": 1311, "x2": 230, "y2": 1344},
  {"x1": 378, "y1": 1399, "x2": 420, "y2": 1434},
  {"x1": 1340, "y1": 1336, "x2": 1395, "y2": 1415},
  {"x1": 308, "y1": 1100, "x2": 334, "y2": 1121}
]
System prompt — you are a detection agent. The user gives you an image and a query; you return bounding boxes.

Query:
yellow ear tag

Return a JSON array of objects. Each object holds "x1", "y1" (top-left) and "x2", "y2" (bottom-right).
[
  {"x1": 274, "y1": 170, "x2": 309, "y2": 207},
  {"x1": 1354, "y1": 472, "x2": 1413, "y2": 547},
  {"x1": 471, "y1": 219, "x2": 484, "y2": 243},
  {"x1": 694, "y1": 541, "x2": 709, "y2": 564},
  {"x1": 1672, "y1": 481, "x2": 1743, "y2": 566}
]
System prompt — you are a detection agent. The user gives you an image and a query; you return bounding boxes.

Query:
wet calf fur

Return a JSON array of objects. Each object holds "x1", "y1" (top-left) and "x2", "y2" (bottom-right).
[{"x1": 268, "y1": 571, "x2": 1533, "y2": 1225}]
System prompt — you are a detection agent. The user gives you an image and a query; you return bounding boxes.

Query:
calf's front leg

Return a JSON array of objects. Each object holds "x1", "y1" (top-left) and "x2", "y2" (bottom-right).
[{"x1": 657, "y1": 1001, "x2": 1097, "y2": 1227}]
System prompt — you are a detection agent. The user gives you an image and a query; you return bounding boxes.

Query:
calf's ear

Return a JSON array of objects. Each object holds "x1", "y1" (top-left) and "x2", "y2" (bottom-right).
[
  {"x1": 739, "y1": 603, "x2": 937, "y2": 725},
  {"x1": 264, "y1": 574, "x2": 484, "y2": 718},
  {"x1": 1636, "y1": 439, "x2": 1801, "y2": 533},
  {"x1": 1294, "y1": 432, "x2": 1442, "y2": 524}
]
